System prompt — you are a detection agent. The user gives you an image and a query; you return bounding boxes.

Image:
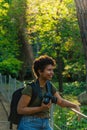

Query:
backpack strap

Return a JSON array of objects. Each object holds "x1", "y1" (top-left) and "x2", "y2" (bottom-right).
[
  {"x1": 28, "y1": 80, "x2": 42, "y2": 105},
  {"x1": 46, "y1": 81, "x2": 57, "y2": 104},
  {"x1": 29, "y1": 81, "x2": 37, "y2": 103},
  {"x1": 27, "y1": 80, "x2": 53, "y2": 104},
  {"x1": 46, "y1": 81, "x2": 52, "y2": 95}
]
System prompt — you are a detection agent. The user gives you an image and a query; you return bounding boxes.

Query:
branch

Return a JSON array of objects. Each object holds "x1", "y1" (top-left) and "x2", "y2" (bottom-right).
[{"x1": 70, "y1": 108, "x2": 87, "y2": 119}]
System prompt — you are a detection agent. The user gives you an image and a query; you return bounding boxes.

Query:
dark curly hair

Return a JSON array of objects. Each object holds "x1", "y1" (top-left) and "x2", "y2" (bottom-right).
[{"x1": 32, "y1": 55, "x2": 56, "y2": 78}]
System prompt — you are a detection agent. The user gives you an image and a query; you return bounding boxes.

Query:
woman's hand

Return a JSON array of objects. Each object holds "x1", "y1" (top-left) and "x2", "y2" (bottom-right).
[
  {"x1": 74, "y1": 105, "x2": 81, "y2": 121},
  {"x1": 75, "y1": 105, "x2": 80, "y2": 112},
  {"x1": 41, "y1": 101, "x2": 52, "y2": 110}
]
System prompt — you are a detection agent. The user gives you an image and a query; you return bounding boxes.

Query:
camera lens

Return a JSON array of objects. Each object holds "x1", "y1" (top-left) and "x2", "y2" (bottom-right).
[
  {"x1": 43, "y1": 98, "x2": 50, "y2": 104},
  {"x1": 42, "y1": 93, "x2": 57, "y2": 104},
  {"x1": 43, "y1": 93, "x2": 51, "y2": 104}
]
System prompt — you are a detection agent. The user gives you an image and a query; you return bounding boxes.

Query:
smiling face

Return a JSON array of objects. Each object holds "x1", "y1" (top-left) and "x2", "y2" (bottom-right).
[
  {"x1": 32, "y1": 55, "x2": 56, "y2": 79},
  {"x1": 39, "y1": 64, "x2": 54, "y2": 81}
]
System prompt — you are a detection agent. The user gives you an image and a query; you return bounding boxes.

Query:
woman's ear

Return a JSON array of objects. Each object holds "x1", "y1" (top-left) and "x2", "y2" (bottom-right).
[{"x1": 38, "y1": 69, "x2": 42, "y2": 76}]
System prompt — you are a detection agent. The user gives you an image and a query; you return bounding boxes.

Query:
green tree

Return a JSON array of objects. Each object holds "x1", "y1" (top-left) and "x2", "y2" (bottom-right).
[
  {"x1": 27, "y1": 0, "x2": 84, "y2": 91},
  {"x1": 0, "y1": 0, "x2": 22, "y2": 77},
  {"x1": 8, "y1": 0, "x2": 34, "y2": 80}
]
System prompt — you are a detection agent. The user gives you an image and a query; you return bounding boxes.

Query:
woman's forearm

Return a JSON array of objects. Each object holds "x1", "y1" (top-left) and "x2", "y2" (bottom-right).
[
  {"x1": 58, "y1": 99, "x2": 77, "y2": 108},
  {"x1": 17, "y1": 102, "x2": 51, "y2": 115},
  {"x1": 17, "y1": 106, "x2": 43, "y2": 115}
]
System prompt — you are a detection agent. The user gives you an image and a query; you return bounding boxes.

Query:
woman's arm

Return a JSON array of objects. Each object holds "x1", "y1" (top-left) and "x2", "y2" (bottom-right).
[
  {"x1": 17, "y1": 95, "x2": 51, "y2": 115},
  {"x1": 54, "y1": 92, "x2": 80, "y2": 111}
]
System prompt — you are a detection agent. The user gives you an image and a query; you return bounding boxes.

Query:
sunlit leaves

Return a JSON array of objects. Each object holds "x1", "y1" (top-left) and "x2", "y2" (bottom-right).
[
  {"x1": 0, "y1": 0, "x2": 22, "y2": 76},
  {"x1": 0, "y1": 1, "x2": 9, "y2": 17},
  {"x1": 25, "y1": 0, "x2": 85, "y2": 81},
  {"x1": 0, "y1": 0, "x2": 85, "y2": 80},
  {"x1": 0, "y1": 58, "x2": 22, "y2": 76}
]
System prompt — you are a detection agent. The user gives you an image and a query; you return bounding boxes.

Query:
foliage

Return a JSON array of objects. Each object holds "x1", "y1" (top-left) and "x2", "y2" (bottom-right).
[
  {"x1": 0, "y1": 0, "x2": 22, "y2": 77},
  {"x1": 53, "y1": 81, "x2": 87, "y2": 129},
  {"x1": 0, "y1": 58, "x2": 22, "y2": 77},
  {"x1": 0, "y1": 0, "x2": 86, "y2": 81},
  {"x1": 54, "y1": 105, "x2": 87, "y2": 130},
  {"x1": 0, "y1": 0, "x2": 87, "y2": 129},
  {"x1": 25, "y1": 0, "x2": 85, "y2": 82},
  {"x1": 63, "y1": 81, "x2": 86, "y2": 96}
]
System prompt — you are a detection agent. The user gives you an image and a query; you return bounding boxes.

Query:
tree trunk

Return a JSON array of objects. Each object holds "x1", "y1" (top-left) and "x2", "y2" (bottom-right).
[
  {"x1": 74, "y1": 0, "x2": 87, "y2": 104},
  {"x1": 16, "y1": 3, "x2": 34, "y2": 81},
  {"x1": 9, "y1": 0, "x2": 34, "y2": 81},
  {"x1": 56, "y1": 52, "x2": 63, "y2": 93},
  {"x1": 18, "y1": 30, "x2": 34, "y2": 81},
  {"x1": 74, "y1": 0, "x2": 87, "y2": 83}
]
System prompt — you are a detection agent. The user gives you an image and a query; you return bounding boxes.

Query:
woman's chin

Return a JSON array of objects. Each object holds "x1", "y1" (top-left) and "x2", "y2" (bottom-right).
[{"x1": 47, "y1": 77, "x2": 52, "y2": 80}]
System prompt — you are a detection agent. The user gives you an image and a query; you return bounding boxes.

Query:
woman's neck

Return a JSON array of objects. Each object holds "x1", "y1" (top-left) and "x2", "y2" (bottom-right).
[{"x1": 38, "y1": 78, "x2": 46, "y2": 88}]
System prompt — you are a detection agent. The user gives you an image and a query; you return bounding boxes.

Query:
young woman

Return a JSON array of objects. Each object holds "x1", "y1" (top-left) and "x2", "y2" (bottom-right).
[{"x1": 17, "y1": 55, "x2": 80, "y2": 130}]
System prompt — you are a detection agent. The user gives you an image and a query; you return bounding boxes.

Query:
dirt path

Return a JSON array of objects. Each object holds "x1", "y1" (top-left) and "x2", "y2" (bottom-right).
[
  {"x1": 0, "y1": 94, "x2": 17, "y2": 130},
  {"x1": 0, "y1": 94, "x2": 9, "y2": 130}
]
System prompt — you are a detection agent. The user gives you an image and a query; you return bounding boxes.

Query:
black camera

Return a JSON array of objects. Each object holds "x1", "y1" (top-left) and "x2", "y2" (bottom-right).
[{"x1": 43, "y1": 93, "x2": 57, "y2": 104}]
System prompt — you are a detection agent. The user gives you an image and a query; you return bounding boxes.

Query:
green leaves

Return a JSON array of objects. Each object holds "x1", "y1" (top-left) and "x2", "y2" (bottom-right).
[
  {"x1": 24, "y1": 0, "x2": 85, "y2": 81},
  {"x1": 0, "y1": 0, "x2": 22, "y2": 77},
  {"x1": 0, "y1": 0, "x2": 85, "y2": 81},
  {"x1": 0, "y1": 58, "x2": 22, "y2": 77}
]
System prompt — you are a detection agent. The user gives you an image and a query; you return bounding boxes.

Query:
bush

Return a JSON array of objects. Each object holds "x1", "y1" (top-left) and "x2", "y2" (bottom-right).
[
  {"x1": 54, "y1": 105, "x2": 87, "y2": 130},
  {"x1": 53, "y1": 81, "x2": 87, "y2": 130},
  {"x1": 0, "y1": 58, "x2": 22, "y2": 77},
  {"x1": 63, "y1": 81, "x2": 86, "y2": 96}
]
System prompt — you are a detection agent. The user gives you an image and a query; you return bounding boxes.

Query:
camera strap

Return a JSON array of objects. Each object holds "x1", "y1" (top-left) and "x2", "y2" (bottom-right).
[{"x1": 35, "y1": 79, "x2": 44, "y2": 100}]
